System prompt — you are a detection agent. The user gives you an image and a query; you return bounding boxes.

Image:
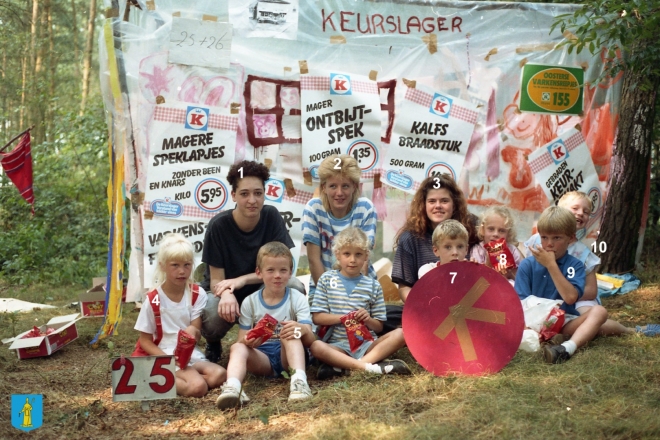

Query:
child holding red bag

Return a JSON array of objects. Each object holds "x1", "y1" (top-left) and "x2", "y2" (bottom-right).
[
  {"x1": 310, "y1": 227, "x2": 411, "y2": 379},
  {"x1": 469, "y1": 206, "x2": 523, "y2": 283},
  {"x1": 133, "y1": 233, "x2": 226, "y2": 397},
  {"x1": 216, "y1": 242, "x2": 315, "y2": 409}
]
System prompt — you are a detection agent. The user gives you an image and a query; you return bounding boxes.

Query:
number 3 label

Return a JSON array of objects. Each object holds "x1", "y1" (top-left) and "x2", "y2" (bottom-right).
[{"x1": 111, "y1": 356, "x2": 177, "y2": 402}]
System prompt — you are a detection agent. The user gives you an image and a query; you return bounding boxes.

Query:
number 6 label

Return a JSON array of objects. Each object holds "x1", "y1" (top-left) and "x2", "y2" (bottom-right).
[{"x1": 111, "y1": 356, "x2": 177, "y2": 402}]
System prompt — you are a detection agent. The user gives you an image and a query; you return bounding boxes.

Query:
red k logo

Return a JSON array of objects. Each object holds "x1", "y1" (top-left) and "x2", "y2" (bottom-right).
[
  {"x1": 547, "y1": 140, "x2": 569, "y2": 164},
  {"x1": 330, "y1": 73, "x2": 352, "y2": 95}
]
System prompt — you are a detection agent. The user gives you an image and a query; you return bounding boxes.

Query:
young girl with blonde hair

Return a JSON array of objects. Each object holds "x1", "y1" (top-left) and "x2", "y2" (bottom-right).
[
  {"x1": 133, "y1": 233, "x2": 226, "y2": 397},
  {"x1": 470, "y1": 206, "x2": 523, "y2": 281}
]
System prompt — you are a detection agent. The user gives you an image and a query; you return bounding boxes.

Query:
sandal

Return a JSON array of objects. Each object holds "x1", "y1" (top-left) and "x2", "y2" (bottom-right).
[{"x1": 635, "y1": 324, "x2": 660, "y2": 337}]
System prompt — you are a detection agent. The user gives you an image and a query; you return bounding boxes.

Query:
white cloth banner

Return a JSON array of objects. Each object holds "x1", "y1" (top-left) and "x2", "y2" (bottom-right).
[
  {"x1": 300, "y1": 69, "x2": 382, "y2": 181},
  {"x1": 527, "y1": 128, "x2": 605, "y2": 235},
  {"x1": 383, "y1": 82, "x2": 478, "y2": 193}
]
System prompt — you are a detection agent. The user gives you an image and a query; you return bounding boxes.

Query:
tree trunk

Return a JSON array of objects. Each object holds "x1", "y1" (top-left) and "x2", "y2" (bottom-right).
[
  {"x1": 19, "y1": 54, "x2": 27, "y2": 129},
  {"x1": 71, "y1": 0, "x2": 81, "y2": 80},
  {"x1": 25, "y1": 0, "x2": 39, "y2": 132},
  {"x1": 80, "y1": 0, "x2": 97, "y2": 115},
  {"x1": 47, "y1": 0, "x2": 56, "y2": 141},
  {"x1": 598, "y1": 66, "x2": 659, "y2": 273}
]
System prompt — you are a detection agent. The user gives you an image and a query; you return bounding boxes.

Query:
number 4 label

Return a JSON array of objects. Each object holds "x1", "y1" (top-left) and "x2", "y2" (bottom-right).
[{"x1": 111, "y1": 356, "x2": 177, "y2": 402}]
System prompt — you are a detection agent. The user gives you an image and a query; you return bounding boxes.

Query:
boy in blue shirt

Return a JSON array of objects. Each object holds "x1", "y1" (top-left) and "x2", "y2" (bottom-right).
[{"x1": 515, "y1": 207, "x2": 608, "y2": 363}]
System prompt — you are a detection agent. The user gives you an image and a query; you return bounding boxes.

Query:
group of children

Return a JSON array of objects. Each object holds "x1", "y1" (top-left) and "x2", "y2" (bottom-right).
[{"x1": 133, "y1": 190, "x2": 657, "y2": 408}]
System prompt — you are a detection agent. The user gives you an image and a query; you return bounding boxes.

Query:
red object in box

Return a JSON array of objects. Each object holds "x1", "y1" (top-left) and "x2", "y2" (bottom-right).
[{"x1": 8, "y1": 313, "x2": 80, "y2": 359}]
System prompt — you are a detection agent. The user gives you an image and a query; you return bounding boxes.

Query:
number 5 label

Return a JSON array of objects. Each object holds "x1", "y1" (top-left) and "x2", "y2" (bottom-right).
[{"x1": 111, "y1": 356, "x2": 177, "y2": 402}]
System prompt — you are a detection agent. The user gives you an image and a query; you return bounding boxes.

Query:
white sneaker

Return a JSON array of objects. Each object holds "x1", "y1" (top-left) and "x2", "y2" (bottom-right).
[
  {"x1": 216, "y1": 384, "x2": 250, "y2": 410},
  {"x1": 288, "y1": 379, "x2": 312, "y2": 402}
]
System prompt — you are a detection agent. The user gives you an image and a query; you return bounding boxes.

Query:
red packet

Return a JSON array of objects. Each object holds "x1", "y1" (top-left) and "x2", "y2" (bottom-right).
[
  {"x1": 174, "y1": 329, "x2": 196, "y2": 369},
  {"x1": 22, "y1": 326, "x2": 55, "y2": 338},
  {"x1": 483, "y1": 238, "x2": 517, "y2": 270},
  {"x1": 22, "y1": 326, "x2": 43, "y2": 339},
  {"x1": 246, "y1": 314, "x2": 278, "y2": 342},
  {"x1": 340, "y1": 311, "x2": 374, "y2": 352},
  {"x1": 539, "y1": 307, "x2": 566, "y2": 342}
]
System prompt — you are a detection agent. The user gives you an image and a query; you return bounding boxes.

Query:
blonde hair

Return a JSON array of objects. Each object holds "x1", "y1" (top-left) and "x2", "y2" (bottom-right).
[
  {"x1": 537, "y1": 206, "x2": 576, "y2": 236},
  {"x1": 558, "y1": 191, "x2": 593, "y2": 214},
  {"x1": 153, "y1": 233, "x2": 195, "y2": 288},
  {"x1": 318, "y1": 154, "x2": 361, "y2": 213},
  {"x1": 332, "y1": 227, "x2": 370, "y2": 269},
  {"x1": 256, "y1": 242, "x2": 294, "y2": 270},
  {"x1": 431, "y1": 220, "x2": 469, "y2": 247},
  {"x1": 478, "y1": 206, "x2": 518, "y2": 244}
]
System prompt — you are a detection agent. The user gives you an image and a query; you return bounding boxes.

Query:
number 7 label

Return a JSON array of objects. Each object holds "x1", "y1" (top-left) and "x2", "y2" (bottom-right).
[{"x1": 111, "y1": 356, "x2": 177, "y2": 402}]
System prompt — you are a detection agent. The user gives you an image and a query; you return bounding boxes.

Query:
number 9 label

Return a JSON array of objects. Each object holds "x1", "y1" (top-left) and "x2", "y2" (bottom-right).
[{"x1": 111, "y1": 356, "x2": 177, "y2": 402}]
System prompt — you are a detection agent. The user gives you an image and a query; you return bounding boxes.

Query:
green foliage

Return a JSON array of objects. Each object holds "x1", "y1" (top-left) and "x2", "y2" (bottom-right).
[
  {"x1": 0, "y1": 101, "x2": 109, "y2": 285},
  {"x1": 551, "y1": 0, "x2": 660, "y2": 90}
]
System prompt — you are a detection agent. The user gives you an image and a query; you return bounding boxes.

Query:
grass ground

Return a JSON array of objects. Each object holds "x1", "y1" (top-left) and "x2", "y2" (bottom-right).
[{"x1": 1, "y1": 262, "x2": 659, "y2": 439}]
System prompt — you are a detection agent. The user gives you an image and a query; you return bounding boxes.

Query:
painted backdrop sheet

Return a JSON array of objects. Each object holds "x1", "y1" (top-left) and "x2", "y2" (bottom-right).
[{"x1": 98, "y1": 0, "x2": 621, "y2": 296}]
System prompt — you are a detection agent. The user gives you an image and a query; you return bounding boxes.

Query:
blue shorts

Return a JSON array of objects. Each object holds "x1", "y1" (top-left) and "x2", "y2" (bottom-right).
[
  {"x1": 330, "y1": 339, "x2": 374, "y2": 360},
  {"x1": 256, "y1": 341, "x2": 311, "y2": 378},
  {"x1": 256, "y1": 341, "x2": 285, "y2": 378}
]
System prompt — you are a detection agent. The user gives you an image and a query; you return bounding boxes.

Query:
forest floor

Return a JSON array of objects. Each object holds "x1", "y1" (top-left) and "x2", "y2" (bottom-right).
[{"x1": 1, "y1": 261, "x2": 659, "y2": 439}]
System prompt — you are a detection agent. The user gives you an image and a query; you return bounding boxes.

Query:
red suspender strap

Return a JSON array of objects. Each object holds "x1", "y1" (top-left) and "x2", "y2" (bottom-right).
[
  {"x1": 146, "y1": 288, "x2": 162, "y2": 346},
  {"x1": 192, "y1": 284, "x2": 199, "y2": 305}
]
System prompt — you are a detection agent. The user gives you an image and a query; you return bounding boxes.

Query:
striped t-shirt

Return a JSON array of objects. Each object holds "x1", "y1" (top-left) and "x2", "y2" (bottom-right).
[
  {"x1": 301, "y1": 197, "x2": 377, "y2": 296},
  {"x1": 310, "y1": 270, "x2": 386, "y2": 345}
]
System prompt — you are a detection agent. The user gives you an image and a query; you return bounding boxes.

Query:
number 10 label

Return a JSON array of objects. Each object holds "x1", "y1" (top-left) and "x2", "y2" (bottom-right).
[{"x1": 111, "y1": 356, "x2": 177, "y2": 402}]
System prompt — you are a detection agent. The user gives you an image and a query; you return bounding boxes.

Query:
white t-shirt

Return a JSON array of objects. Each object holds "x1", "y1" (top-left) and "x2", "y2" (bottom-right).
[
  {"x1": 134, "y1": 285, "x2": 207, "y2": 363},
  {"x1": 418, "y1": 261, "x2": 440, "y2": 280}
]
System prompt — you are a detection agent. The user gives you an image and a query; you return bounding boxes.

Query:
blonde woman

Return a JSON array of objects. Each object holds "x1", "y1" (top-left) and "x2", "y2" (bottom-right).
[{"x1": 301, "y1": 154, "x2": 377, "y2": 302}]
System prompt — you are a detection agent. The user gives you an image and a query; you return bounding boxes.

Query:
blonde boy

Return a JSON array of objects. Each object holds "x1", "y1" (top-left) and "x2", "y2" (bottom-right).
[
  {"x1": 515, "y1": 207, "x2": 608, "y2": 363},
  {"x1": 216, "y1": 242, "x2": 314, "y2": 409},
  {"x1": 418, "y1": 220, "x2": 469, "y2": 279}
]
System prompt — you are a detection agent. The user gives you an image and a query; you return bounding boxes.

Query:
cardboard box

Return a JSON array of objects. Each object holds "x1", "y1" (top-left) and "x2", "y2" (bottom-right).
[
  {"x1": 79, "y1": 277, "x2": 127, "y2": 317},
  {"x1": 8, "y1": 313, "x2": 80, "y2": 360}
]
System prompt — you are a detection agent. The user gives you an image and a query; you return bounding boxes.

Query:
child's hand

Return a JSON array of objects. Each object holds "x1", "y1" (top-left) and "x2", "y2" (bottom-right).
[
  {"x1": 496, "y1": 261, "x2": 508, "y2": 275},
  {"x1": 353, "y1": 308, "x2": 371, "y2": 323},
  {"x1": 244, "y1": 335, "x2": 264, "y2": 349},
  {"x1": 280, "y1": 320, "x2": 306, "y2": 340},
  {"x1": 530, "y1": 245, "x2": 556, "y2": 269},
  {"x1": 183, "y1": 325, "x2": 201, "y2": 341}
]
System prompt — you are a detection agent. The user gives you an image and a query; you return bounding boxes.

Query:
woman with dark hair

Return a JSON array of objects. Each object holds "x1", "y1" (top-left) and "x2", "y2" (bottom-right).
[
  {"x1": 200, "y1": 160, "x2": 296, "y2": 363},
  {"x1": 392, "y1": 174, "x2": 478, "y2": 302}
]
